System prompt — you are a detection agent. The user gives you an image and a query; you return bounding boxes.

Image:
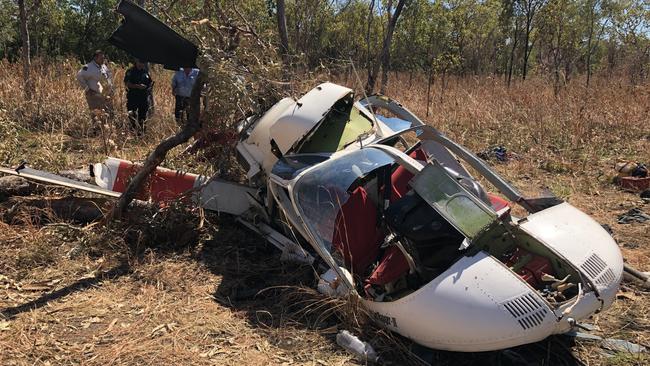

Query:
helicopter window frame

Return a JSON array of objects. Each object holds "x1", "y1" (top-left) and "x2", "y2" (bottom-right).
[
  {"x1": 287, "y1": 147, "x2": 404, "y2": 292},
  {"x1": 376, "y1": 125, "x2": 534, "y2": 213}
]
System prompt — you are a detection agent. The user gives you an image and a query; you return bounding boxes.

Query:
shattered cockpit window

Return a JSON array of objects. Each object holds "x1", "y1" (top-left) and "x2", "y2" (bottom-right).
[
  {"x1": 411, "y1": 161, "x2": 497, "y2": 240},
  {"x1": 297, "y1": 94, "x2": 374, "y2": 153},
  {"x1": 293, "y1": 148, "x2": 394, "y2": 251}
]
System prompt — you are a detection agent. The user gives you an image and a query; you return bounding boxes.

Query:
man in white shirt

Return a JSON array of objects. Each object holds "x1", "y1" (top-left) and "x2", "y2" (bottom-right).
[
  {"x1": 171, "y1": 67, "x2": 199, "y2": 124},
  {"x1": 76, "y1": 50, "x2": 114, "y2": 117}
]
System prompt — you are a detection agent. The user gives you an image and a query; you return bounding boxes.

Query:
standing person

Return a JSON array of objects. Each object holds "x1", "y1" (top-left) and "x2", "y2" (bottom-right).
[
  {"x1": 76, "y1": 50, "x2": 113, "y2": 119},
  {"x1": 124, "y1": 59, "x2": 152, "y2": 135},
  {"x1": 171, "y1": 67, "x2": 199, "y2": 124}
]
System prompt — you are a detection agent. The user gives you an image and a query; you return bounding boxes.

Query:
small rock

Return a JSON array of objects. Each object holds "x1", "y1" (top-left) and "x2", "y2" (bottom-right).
[{"x1": 0, "y1": 176, "x2": 35, "y2": 198}]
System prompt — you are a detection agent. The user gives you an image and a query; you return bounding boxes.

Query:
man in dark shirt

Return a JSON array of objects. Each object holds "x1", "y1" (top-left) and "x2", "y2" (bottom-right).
[{"x1": 124, "y1": 59, "x2": 152, "y2": 135}]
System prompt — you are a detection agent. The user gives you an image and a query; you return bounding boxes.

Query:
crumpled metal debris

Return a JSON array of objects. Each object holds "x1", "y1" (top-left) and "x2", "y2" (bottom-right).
[
  {"x1": 617, "y1": 208, "x2": 650, "y2": 224},
  {"x1": 602, "y1": 338, "x2": 647, "y2": 354},
  {"x1": 477, "y1": 146, "x2": 510, "y2": 163}
]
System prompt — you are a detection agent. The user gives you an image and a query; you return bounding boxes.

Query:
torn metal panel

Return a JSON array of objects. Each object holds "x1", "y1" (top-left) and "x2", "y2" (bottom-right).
[
  {"x1": 0, "y1": 166, "x2": 121, "y2": 197},
  {"x1": 196, "y1": 179, "x2": 257, "y2": 216},
  {"x1": 566, "y1": 331, "x2": 647, "y2": 354},
  {"x1": 94, "y1": 157, "x2": 255, "y2": 216},
  {"x1": 269, "y1": 82, "x2": 352, "y2": 154},
  {"x1": 109, "y1": 0, "x2": 198, "y2": 70}
]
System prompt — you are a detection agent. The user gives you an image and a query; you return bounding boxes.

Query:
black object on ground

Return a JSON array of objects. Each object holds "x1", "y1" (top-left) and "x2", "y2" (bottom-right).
[
  {"x1": 617, "y1": 208, "x2": 650, "y2": 224},
  {"x1": 477, "y1": 146, "x2": 509, "y2": 163},
  {"x1": 641, "y1": 189, "x2": 650, "y2": 203},
  {"x1": 632, "y1": 163, "x2": 649, "y2": 178}
]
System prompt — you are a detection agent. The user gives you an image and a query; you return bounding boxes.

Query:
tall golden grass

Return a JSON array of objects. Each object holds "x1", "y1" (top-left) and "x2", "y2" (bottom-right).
[
  {"x1": 384, "y1": 75, "x2": 649, "y2": 165},
  {"x1": 1, "y1": 59, "x2": 646, "y2": 169},
  {"x1": 0, "y1": 58, "x2": 647, "y2": 198}
]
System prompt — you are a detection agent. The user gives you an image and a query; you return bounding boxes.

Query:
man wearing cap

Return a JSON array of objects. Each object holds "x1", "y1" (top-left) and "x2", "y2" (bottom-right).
[
  {"x1": 76, "y1": 50, "x2": 113, "y2": 117},
  {"x1": 124, "y1": 59, "x2": 153, "y2": 135}
]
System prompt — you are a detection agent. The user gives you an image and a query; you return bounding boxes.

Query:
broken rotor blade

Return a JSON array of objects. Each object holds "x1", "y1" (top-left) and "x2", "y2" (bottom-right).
[
  {"x1": 0, "y1": 166, "x2": 121, "y2": 198},
  {"x1": 108, "y1": 0, "x2": 198, "y2": 70}
]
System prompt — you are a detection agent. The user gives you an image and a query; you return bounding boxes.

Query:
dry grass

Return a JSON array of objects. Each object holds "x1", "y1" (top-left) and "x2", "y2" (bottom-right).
[{"x1": 0, "y1": 60, "x2": 649, "y2": 365}]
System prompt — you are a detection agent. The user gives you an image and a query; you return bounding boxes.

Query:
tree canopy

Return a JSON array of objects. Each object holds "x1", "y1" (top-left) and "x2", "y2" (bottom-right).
[{"x1": 0, "y1": 0, "x2": 648, "y2": 84}]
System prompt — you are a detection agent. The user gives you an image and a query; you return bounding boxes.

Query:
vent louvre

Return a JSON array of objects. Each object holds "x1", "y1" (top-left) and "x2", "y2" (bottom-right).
[
  {"x1": 502, "y1": 294, "x2": 548, "y2": 330},
  {"x1": 596, "y1": 268, "x2": 616, "y2": 285},
  {"x1": 581, "y1": 253, "x2": 615, "y2": 285},
  {"x1": 581, "y1": 253, "x2": 607, "y2": 278}
]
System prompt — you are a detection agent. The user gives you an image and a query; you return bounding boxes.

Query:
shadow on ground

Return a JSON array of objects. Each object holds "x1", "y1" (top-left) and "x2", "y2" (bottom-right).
[
  {"x1": 196, "y1": 215, "x2": 586, "y2": 366},
  {"x1": 0, "y1": 200, "x2": 586, "y2": 366}
]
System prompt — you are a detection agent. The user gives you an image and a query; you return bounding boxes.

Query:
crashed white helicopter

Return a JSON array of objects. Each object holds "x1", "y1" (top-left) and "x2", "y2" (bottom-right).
[
  {"x1": 3, "y1": 81, "x2": 624, "y2": 352},
  {"x1": 0, "y1": 0, "x2": 625, "y2": 353}
]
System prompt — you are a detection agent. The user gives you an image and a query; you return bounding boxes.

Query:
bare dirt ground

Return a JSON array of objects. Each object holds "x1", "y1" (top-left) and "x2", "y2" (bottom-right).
[{"x1": 0, "y1": 64, "x2": 649, "y2": 365}]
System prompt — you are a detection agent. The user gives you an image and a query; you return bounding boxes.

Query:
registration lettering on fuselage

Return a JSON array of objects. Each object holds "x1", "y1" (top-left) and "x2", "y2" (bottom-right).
[{"x1": 371, "y1": 311, "x2": 397, "y2": 328}]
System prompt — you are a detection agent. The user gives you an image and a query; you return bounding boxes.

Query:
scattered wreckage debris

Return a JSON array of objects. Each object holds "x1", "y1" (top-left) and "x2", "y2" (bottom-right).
[
  {"x1": 477, "y1": 145, "x2": 513, "y2": 163},
  {"x1": 614, "y1": 161, "x2": 650, "y2": 191},
  {"x1": 617, "y1": 208, "x2": 650, "y2": 224},
  {"x1": 0, "y1": 6, "x2": 633, "y2": 351}
]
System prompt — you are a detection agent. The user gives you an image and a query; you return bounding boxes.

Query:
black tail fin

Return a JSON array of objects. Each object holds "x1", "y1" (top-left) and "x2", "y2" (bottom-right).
[{"x1": 108, "y1": 0, "x2": 198, "y2": 70}]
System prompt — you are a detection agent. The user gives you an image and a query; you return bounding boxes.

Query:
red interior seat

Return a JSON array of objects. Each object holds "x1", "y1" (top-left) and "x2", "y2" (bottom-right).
[
  {"x1": 365, "y1": 246, "x2": 409, "y2": 289},
  {"x1": 391, "y1": 148, "x2": 426, "y2": 200},
  {"x1": 332, "y1": 187, "x2": 384, "y2": 275},
  {"x1": 363, "y1": 148, "x2": 426, "y2": 288},
  {"x1": 488, "y1": 193, "x2": 510, "y2": 213}
]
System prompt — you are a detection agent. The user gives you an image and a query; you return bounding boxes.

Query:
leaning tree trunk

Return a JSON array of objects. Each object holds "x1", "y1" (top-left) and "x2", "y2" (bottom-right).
[
  {"x1": 522, "y1": 17, "x2": 531, "y2": 81},
  {"x1": 276, "y1": 0, "x2": 290, "y2": 65},
  {"x1": 507, "y1": 20, "x2": 519, "y2": 88},
  {"x1": 109, "y1": 72, "x2": 205, "y2": 220},
  {"x1": 585, "y1": 1, "x2": 596, "y2": 88},
  {"x1": 17, "y1": 0, "x2": 33, "y2": 100},
  {"x1": 368, "y1": 0, "x2": 407, "y2": 95},
  {"x1": 365, "y1": 0, "x2": 376, "y2": 94}
]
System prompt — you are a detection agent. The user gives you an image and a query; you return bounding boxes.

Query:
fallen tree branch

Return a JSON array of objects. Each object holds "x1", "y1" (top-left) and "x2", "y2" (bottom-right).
[{"x1": 108, "y1": 71, "x2": 205, "y2": 220}]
